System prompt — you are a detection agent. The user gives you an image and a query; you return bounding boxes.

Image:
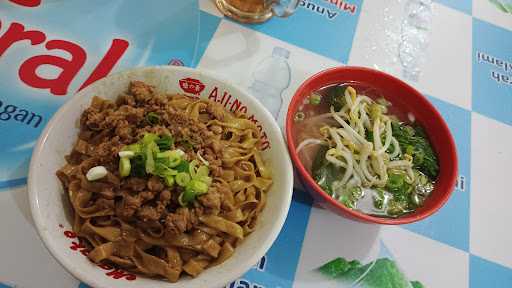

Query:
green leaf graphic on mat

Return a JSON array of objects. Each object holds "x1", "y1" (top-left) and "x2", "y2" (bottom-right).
[
  {"x1": 489, "y1": 0, "x2": 512, "y2": 13},
  {"x1": 318, "y1": 257, "x2": 425, "y2": 288},
  {"x1": 318, "y1": 258, "x2": 362, "y2": 278},
  {"x1": 411, "y1": 281, "x2": 425, "y2": 288}
]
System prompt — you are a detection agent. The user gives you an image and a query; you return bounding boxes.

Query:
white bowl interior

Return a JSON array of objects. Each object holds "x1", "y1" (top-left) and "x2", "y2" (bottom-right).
[{"x1": 28, "y1": 66, "x2": 293, "y2": 288}]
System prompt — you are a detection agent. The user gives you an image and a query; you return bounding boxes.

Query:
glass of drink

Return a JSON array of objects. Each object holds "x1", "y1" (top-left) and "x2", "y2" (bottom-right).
[{"x1": 215, "y1": 0, "x2": 299, "y2": 23}]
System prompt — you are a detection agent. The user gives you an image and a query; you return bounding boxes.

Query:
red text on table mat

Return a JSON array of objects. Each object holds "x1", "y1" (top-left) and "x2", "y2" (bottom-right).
[
  {"x1": 8, "y1": 0, "x2": 41, "y2": 7},
  {"x1": 0, "y1": 18, "x2": 129, "y2": 96},
  {"x1": 61, "y1": 226, "x2": 137, "y2": 281}
]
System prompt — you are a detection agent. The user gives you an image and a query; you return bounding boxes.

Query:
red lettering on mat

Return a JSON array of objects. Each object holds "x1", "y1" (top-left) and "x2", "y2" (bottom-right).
[
  {"x1": 78, "y1": 39, "x2": 129, "y2": 91},
  {"x1": 0, "y1": 22, "x2": 46, "y2": 57},
  {"x1": 8, "y1": 0, "x2": 41, "y2": 7},
  {"x1": 19, "y1": 39, "x2": 87, "y2": 95},
  {"x1": 0, "y1": 20, "x2": 129, "y2": 96},
  {"x1": 59, "y1": 226, "x2": 137, "y2": 281},
  {"x1": 63, "y1": 230, "x2": 77, "y2": 238}
]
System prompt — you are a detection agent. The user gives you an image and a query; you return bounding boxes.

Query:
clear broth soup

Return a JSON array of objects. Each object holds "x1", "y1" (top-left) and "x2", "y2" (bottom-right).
[{"x1": 292, "y1": 82, "x2": 437, "y2": 218}]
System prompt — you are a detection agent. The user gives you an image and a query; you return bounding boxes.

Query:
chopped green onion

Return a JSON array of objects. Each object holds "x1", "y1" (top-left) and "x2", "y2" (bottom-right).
[
  {"x1": 154, "y1": 156, "x2": 170, "y2": 167},
  {"x1": 387, "y1": 173, "x2": 405, "y2": 190},
  {"x1": 198, "y1": 176, "x2": 212, "y2": 186},
  {"x1": 294, "y1": 111, "x2": 305, "y2": 122},
  {"x1": 130, "y1": 153, "x2": 146, "y2": 177},
  {"x1": 142, "y1": 133, "x2": 159, "y2": 146},
  {"x1": 178, "y1": 192, "x2": 187, "y2": 206},
  {"x1": 145, "y1": 112, "x2": 160, "y2": 125},
  {"x1": 145, "y1": 142, "x2": 157, "y2": 174},
  {"x1": 187, "y1": 179, "x2": 209, "y2": 194},
  {"x1": 118, "y1": 150, "x2": 135, "y2": 158},
  {"x1": 176, "y1": 172, "x2": 191, "y2": 187},
  {"x1": 119, "y1": 157, "x2": 131, "y2": 177},
  {"x1": 164, "y1": 175, "x2": 175, "y2": 187},
  {"x1": 175, "y1": 160, "x2": 190, "y2": 173},
  {"x1": 349, "y1": 186, "x2": 363, "y2": 198},
  {"x1": 196, "y1": 165, "x2": 209, "y2": 178},
  {"x1": 155, "y1": 161, "x2": 178, "y2": 177},
  {"x1": 373, "y1": 188, "x2": 386, "y2": 210},
  {"x1": 86, "y1": 166, "x2": 108, "y2": 181},
  {"x1": 156, "y1": 151, "x2": 172, "y2": 158},
  {"x1": 156, "y1": 150, "x2": 182, "y2": 167},
  {"x1": 386, "y1": 171, "x2": 412, "y2": 196},
  {"x1": 168, "y1": 157, "x2": 181, "y2": 168},
  {"x1": 309, "y1": 93, "x2": 322, "y2": 105},
  {"x1": 123, "y1": 143, "x2": 141, "y2": 153},
  {"x1": 178, "y1": 190, "x2": 196, "y2": 206},
  {"x1": 340, "y1": 186, "x2": 362, "y2": 209},
  {"x1": 179, "y1": 180, "x2": 208, "y2": 207},
  {"x1": 155, "y1": 134, "x2": 174, "y2": 151},
  {"x1": 189, "y1": 160, "x2": 199, "y2": 178},
  {"x1": 184, "y1": 187, "x2": 198, "y2": 200},
  {"x1": 169, "y1": 151, "x2": 183, "y2": 167}
]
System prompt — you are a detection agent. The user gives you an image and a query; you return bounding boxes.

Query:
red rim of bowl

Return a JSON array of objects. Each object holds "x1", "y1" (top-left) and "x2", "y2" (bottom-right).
[{"x1": 286, "y1": 66, "x2": 458, "y2": 225}]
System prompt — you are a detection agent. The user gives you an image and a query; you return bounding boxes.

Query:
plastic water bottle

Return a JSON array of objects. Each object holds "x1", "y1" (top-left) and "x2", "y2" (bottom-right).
[
  {"x1": 399, "y1": 0, "x2": 432, "y2": 81},
  {"x1": 248, "y1": 47, "x2": 291, "y2": 119}
]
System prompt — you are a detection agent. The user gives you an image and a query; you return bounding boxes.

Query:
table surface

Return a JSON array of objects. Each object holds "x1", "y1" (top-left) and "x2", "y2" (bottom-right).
[{"x1": 1, "y1": 0, "x2": 512, "y2": 287}]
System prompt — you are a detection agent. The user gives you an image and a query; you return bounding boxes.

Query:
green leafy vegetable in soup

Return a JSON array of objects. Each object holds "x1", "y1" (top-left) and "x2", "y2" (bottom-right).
[
  {"x1": 312, "y1": 145, "x2": 342, "y2": 195},
  {"x1": 327, "y1": 84, "x2": 347, "y2": 111},
  {"x1": 391, "y1": 122, "x2": 439, "y2": 179},
  {"x1": 300, "y1": 85, "x2": 438, "y2": 218}
]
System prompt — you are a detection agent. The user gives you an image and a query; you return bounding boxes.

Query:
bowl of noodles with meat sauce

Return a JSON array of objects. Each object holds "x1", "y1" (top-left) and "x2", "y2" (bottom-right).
[{"x1": 28, "y1": 66, "x2": 293, "y2": 288}]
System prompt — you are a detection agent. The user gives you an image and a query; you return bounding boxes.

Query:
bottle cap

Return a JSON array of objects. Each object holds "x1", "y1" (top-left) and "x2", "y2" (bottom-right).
[{"x1": 272, "y1": 47, "x2": 290, "y2": 59}]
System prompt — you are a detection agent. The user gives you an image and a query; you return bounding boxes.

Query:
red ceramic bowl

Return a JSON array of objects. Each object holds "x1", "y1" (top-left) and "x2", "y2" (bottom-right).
[{"x1": 286, "y1": 66, "x2": 458, "y2": 225}]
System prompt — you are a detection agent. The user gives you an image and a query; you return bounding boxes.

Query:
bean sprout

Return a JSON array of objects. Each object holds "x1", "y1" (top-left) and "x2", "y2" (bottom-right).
[{"x1": 321, "y1": 87, "x2": 411, "y2": 192}]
